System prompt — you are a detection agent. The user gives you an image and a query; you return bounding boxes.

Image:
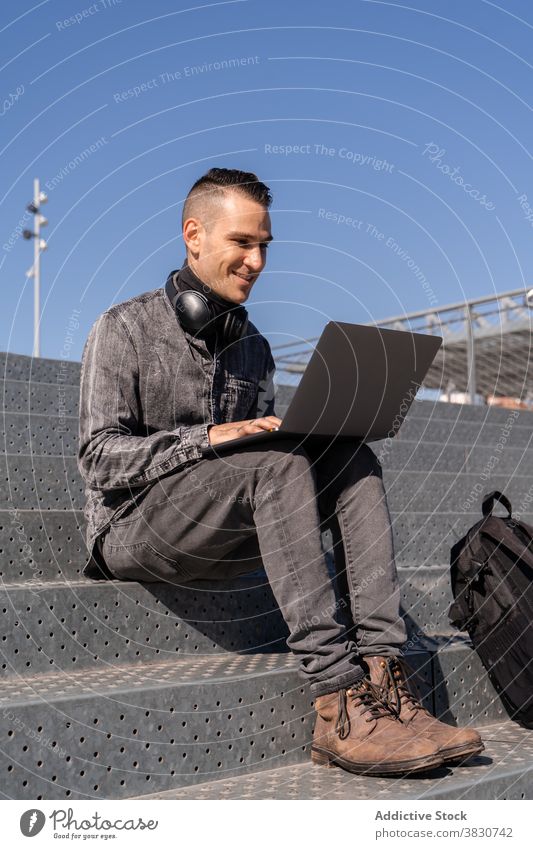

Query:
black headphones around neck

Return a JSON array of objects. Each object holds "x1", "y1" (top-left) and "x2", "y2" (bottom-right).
[{"x1": 165, "y1": 270, "x2": 249, "y2": 347}]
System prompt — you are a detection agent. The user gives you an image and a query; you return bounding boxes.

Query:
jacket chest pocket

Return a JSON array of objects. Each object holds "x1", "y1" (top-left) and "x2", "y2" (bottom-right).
[
  {"x1": 219, "y1": 377, "x2": 258, "y2": 422},
  {"x1": 139, "y1": 353, "x2": 212, "y2": 429}
]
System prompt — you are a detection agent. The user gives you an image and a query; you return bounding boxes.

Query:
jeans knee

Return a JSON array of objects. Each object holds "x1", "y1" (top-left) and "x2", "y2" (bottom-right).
[
  {"x1": 260, "y1": 439, "x2": 314, "y2": 480},
  {"x1": 321, "y1": 440, "x2": 382, "y2": 479}
]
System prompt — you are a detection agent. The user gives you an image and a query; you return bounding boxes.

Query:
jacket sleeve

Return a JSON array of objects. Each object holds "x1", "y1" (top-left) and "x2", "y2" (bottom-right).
[
  {"x1": 77, "y1": 310, "x2": 212, "y2": 492},
  {"x1": 256, "y1": 338, "x2": 277, "y2": 418}
]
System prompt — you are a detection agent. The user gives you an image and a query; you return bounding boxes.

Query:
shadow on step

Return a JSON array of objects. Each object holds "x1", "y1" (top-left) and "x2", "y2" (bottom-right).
[{"x1": 142, "y1": 573, "x2": 291, "y2": 654}]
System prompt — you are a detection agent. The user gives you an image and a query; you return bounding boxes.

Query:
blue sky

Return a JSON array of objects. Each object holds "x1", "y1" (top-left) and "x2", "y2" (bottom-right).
[{"x1": 1, "y1": 0, "x2": 533, "y2": 362}]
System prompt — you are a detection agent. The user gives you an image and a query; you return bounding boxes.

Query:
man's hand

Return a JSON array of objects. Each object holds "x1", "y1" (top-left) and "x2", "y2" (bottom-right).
[{"x1": 208, "y1": 416, "x2": 282, "y2": 446}]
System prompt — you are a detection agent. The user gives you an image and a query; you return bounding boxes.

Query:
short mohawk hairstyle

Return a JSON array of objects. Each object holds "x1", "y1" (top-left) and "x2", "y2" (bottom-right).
[{"x1": 182, "y1": 167, "x2": 272, "y2": 230}]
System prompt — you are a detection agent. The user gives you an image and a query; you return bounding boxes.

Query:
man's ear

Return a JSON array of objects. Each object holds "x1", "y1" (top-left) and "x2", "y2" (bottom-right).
[{"x1": 183, "y1": 217, "x2": 203, "y2": 257}]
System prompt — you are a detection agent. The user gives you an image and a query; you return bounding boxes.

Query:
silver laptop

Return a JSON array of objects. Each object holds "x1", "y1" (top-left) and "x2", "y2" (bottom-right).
[{"x1": 206, "y1": 321, "x2": 442, "y2": 453}]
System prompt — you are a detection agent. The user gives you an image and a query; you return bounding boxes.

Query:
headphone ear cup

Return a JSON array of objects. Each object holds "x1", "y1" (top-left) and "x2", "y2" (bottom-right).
[
  {"x1": 168, "y1": 270, "x2": 250, "y2": 345},
  {"x1": 175, "y1": 290, "x2": 213, "y2": 334},
  {"x1": 219, "y1": 311, "x2": 249, "y2": 348}
]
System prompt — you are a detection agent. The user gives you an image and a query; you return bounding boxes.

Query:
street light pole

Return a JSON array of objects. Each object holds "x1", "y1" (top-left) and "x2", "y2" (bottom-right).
[
  {"x1": 23, "y1": 178, "x2": 48, "y2": 358},
  {"x1": 33, "y1": 178, "x2": 41, "y2": 358}
]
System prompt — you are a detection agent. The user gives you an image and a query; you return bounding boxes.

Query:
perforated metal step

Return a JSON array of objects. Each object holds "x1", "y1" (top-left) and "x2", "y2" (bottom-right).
[
  {"x1": 0, "y1": 566, "x2": 461, "y2": 678},
  {"x1": 0, "y1": 510, "x2": 87, "y2": 583},
  {"x1": 3, "y1": 411, "x2": 533, "y2": 455},
  {"x1": 2, "y1": 509, "x2": 532, "y2": 585},
  {"x1": 0, "y1": 652, "x2": 319, "y2": 799},
  {"x1": 2, "y1": 353, "x2": 525, "y2": 428},
  {"x1": 0, "y1": 577, "x2": 289, "y2": 676},
  {"x1": 434, "y1": 640, "x2": 508, "y2": 726},
  {"x1": 0, "y1": 377, "x2": 79, "y2": 417},
  {"x1": 4, "y1": 432, "x2": 533, "y2": 486},
  {"x1": 135, "y1": 720, "x2": 533, "y2": 800},
  {"x1": 397, "y1": 417, "x2": 533, "y2": 449},
  {"x1": 383, "y1": 471, "x2": 533, "y2": 513},
  {"x1": 274, "y1": 388, "x2": 533, "y2": 427},
  {"x1": 0, "y1": 456, "x2": 82, "y2": 509},
  {"x1": 1, "y1": 412, "x2": 78, "y2": 455},
  {"x1": 0, "y1": 352, "x2": 81, "y2": 384},
  {"x1": 2, "y1": 639, "x2": 506, "y2": 801},
  {"x1": 2, "y1": 352, "x2": 532, "y2": 428},
  {"x1": 3, "y1": 453, "x2": 533, "y2": 515},
  {"x1": 378, "y1": 440, "x2": 533, "y2": 476},
  {"x1": 0, "y1": 647, "x2": 444, "y2": 801},
  {"x1": 2, "y1": 371, "x2": 532, "y2": 481},
  {"x1": 0, "y1": 652, "x2": 301, "y2": 706}
]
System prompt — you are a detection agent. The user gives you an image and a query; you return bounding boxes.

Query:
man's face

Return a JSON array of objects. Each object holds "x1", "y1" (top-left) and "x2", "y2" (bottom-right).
[{"x1": 183, "y1": 192, "x2": 273, "y2": 304}]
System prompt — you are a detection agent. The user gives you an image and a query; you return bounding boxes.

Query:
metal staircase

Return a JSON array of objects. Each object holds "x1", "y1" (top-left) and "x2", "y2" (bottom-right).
[{"x1": 1, "y1": 351, "x2": 532, "y2": 800}]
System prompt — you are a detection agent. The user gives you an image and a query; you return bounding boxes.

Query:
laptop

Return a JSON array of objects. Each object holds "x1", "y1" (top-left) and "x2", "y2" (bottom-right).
[{"x1": 205, "y1": 321, "x2": 442, "y2": 453}]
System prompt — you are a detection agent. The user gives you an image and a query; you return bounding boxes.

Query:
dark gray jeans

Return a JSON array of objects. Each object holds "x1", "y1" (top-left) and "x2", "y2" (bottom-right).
[{"x1": 100, "y1": 437, "x2": 408, "y2": 697}]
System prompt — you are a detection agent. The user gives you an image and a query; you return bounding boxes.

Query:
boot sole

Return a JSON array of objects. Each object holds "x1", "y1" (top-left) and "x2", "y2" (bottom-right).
[
  {"x1": 311, "y1": 745, "x2": 444, "y2": 776},
  {"x1": 438, "y1": 740, "x2": 485, "y2": 765}
]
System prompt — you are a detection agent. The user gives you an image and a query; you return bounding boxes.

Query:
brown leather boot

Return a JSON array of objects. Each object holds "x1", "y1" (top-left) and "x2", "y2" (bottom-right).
[
  {"x1": 311, "y1": 676, "x2": 445, "y2": 775},
  {"x1": 363, "y1": 655, "x2": 485, "y2": 764}
]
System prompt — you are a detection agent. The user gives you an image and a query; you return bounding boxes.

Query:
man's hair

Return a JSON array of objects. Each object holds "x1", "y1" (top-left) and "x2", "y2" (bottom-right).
[{"x1": 181, "y1": 167, "x2": 272, "y2": 232}]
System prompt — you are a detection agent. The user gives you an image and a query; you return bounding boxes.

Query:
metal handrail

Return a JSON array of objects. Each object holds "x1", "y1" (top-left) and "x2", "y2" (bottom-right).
[
  {"x1": 271, "y1": 287, "x2": 533, "y2": 404},
  {"x1": 271, "y1": 287, "x2": 531, "y2": 351}
]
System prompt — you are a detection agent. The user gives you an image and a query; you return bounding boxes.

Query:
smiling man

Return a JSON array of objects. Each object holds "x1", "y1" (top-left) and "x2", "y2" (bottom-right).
[
  {"x1": 182, "y1": 178, "x2": 273, "y2": 301},
  {"x1": 78, "y1": 167, "x2": 483, "y2": 778}
]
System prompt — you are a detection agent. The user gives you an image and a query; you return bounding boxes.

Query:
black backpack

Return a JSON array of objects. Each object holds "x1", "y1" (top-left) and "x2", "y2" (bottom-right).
[{"x1": 448, "y1": 490, "x2": 533, "y2": 729}]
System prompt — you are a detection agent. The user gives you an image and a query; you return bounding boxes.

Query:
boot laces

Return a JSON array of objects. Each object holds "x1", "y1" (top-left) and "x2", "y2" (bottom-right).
[
  {"x1": 335, "y1": 678, "x2": 395, "y2": 740},
  {"x1": 379, "y1": 657, "x2": 426, "y2": 717}
]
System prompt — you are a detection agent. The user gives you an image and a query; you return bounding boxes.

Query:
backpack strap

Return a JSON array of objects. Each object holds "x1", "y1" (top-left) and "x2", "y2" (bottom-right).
[{"x1": 482, "y1": 490, "x2": 512, "y2": 519}]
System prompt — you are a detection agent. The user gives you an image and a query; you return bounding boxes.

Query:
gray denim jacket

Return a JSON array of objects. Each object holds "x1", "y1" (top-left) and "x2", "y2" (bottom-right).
[{"x1": 77, "y1": 284, "x2": 276, "y2": 576}]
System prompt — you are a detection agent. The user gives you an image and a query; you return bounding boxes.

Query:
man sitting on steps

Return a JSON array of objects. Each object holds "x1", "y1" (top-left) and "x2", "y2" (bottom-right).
[{"x1": 77, "y1": 166, "x2": 484, "y2": 777}]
